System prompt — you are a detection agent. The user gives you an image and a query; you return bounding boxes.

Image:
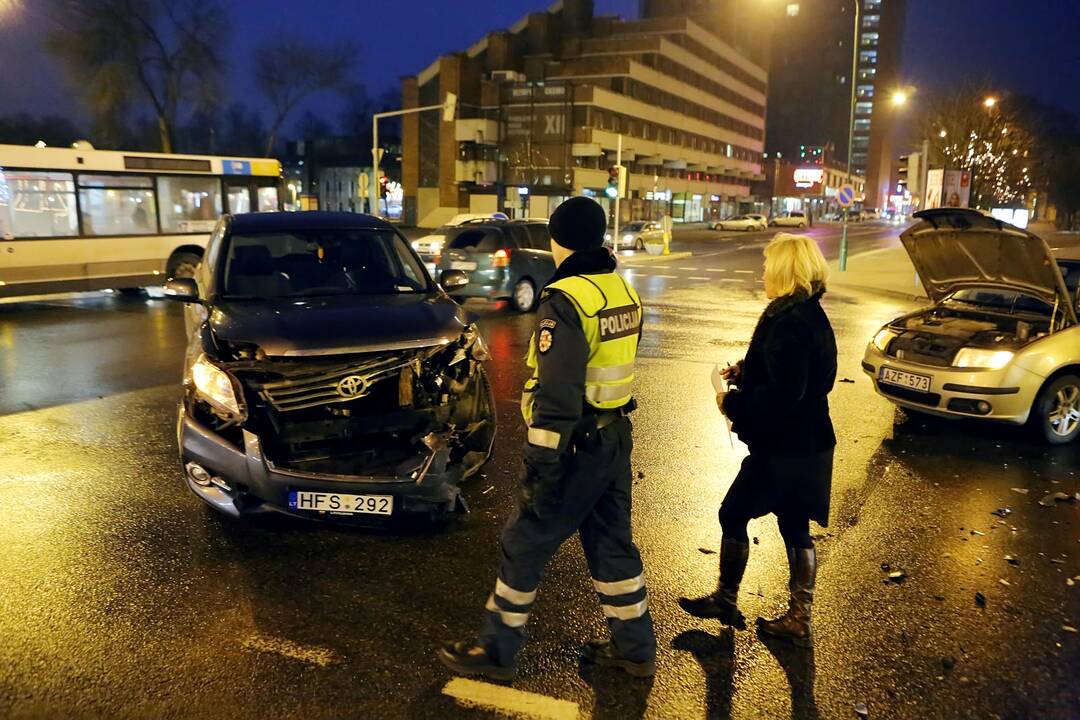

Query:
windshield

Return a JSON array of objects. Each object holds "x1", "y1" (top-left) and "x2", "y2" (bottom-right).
[
  {"x1": 221, "y1": 229, "x2": 429, "y2": 299},
  {"x1": 945, "y1": 287, "x2": 1052, "y2": 314},
  {"x1": 625, "y1": 222, "x2": 646, "y2": 231}
]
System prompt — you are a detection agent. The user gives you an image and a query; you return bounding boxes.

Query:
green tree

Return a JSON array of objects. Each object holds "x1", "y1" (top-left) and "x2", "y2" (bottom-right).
[
  {"x1": 255, "y1": 37, "x2": 358, "y2": 157},
  {"x1": 919, "y1": 87, "x2": 1036, "y2": 208},
  {"x1": 45, "y1": 0, "x2": 228, "y2": 153}
]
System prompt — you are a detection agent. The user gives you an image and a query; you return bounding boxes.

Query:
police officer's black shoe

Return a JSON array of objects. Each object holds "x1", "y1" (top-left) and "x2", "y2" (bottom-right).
[
  {"x1": 436, "y1": 640, "x2": 516, "y2": 681},
  {"x1": 581, "y1": 639, "x2": 656, "y2": 678}
]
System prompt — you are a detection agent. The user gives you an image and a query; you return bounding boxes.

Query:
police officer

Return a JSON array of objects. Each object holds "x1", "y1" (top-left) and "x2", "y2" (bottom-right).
[{"x1": 437, "y1": 196, "x2": 656, "y2": 680}]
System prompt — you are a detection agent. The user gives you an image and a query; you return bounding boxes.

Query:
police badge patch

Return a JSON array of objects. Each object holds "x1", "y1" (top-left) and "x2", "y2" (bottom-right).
[{"x1": 538, "y1": 328, "x2": 554, "y2": 354}]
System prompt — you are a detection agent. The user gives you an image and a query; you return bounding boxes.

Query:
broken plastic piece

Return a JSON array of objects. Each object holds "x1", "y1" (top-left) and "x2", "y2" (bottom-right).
[
  {"x1": 991, "y1": 507, "x2": 1012, "y2": 518},
  {"x1": 854, "y1": 702, "x2": 869, "y2": 717},
  {"x1": 974, "y1": 591, "x2": 986, "y2": 607},
  {"x1": 1063, "y1": 625, "x2": 1078, "y2": 633},
  {"x1": 998, "y1": 578, "x2": 1011, "y2": 587},
  {"x1": 886, "y1": 570, "x2": 906, "y2": 583},
  {"x1": 1004, "y1": 555, "x2": 1019, "y2": 566},
  {"x1": 1010, "y1": 487, "x2": 1029, "y2": 495},
  {"x1": 1038, "y1": 492, "x2": 1071, "y2": 507}
]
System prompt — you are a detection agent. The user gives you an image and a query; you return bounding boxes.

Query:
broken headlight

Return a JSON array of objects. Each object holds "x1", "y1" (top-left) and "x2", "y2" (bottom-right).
[{"x1": 191, "y1": 354, "x2": 243, "y2": 416}]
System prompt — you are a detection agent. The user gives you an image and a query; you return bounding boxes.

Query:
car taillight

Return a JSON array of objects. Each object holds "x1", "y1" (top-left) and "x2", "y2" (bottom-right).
[
  {"x1": 492, "y1": 248, "x2": 511, "y2": 268},
  {"x1": 434, "y1": 251, "x2": 442, "y2": 266}
]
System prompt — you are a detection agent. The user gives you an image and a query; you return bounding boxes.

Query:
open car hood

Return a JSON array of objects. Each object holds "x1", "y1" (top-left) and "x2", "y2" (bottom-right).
[{"x1": 901, "y1": 209, "x2": 1077, "y2": 322}]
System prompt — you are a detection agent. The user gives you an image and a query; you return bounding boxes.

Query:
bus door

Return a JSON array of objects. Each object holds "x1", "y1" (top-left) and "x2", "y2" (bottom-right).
[{"x1": 224, "y1": 178, "x2": 280, "y2": 214}]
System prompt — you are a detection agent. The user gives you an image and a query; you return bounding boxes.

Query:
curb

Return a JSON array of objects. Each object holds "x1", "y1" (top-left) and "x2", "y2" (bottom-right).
[
  {"x1": 619, "y1": 251, "x2": 693, "y2": 265},
  {"x1": 828, "y1": 281, "x2": 927, "y2": 303}
]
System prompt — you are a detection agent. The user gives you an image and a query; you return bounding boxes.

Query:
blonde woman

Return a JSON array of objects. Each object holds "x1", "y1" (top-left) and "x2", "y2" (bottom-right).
[{"x1": 680, "y1": 233, "x2": 837, "y2": 648}]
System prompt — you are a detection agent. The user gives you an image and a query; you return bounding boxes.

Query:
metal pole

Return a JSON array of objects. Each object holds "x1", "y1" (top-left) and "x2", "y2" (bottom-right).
[
  {"x1": 614, "y1": 133, "x2": 622, "y2": 244},
  {"x1": 370, "y1": 116, "x2": 380, "y2": 216},
  {"x1": 839, "y1": 0, "x2": 860, "y2": 272}
]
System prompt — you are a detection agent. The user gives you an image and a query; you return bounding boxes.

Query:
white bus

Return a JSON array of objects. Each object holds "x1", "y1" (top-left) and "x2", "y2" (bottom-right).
[{"x1": 0, "y1": 143, "x2": 283, "y2": 298}]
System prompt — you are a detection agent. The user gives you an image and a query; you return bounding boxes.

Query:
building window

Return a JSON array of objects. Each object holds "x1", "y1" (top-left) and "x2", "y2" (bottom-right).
[
  {"x1": 858, "y1": 68, "x2": 877, "y2": 81},
  {"x1": 860, "y1": 32, "x2": 879, "y2": 47},
  {"x1": 0, "y1": 169, "x2": 78, "y2": 238},
  {"x1": 786, "y1": 3, "x2": 800, "y2": 16},
  {"x1": 855, "y1": 101, "x2": 874, "y2": 116},
  {"x1": 862, "y1": 14, "x2": 880, "y2": 28},
  {"x1": 78, "y1": 174, "x2": 157, "y2": 236},
  {"x1": 859, "y1": 50, "x2": 878, "y2": 65},
  {"x1": 854, "y1": 118, "x2": 872, "y2": 132},
  {"x1": 856, "y1": 84, "x2": 875, "y2": 98}
]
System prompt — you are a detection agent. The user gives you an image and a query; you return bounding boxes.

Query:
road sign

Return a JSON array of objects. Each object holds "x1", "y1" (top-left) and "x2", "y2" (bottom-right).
[{"x1": 837, "y1": 184, "x2": 856, "y2": 208}]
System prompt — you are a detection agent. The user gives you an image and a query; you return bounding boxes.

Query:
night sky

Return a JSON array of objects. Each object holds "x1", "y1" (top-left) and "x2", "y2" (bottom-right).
[{"x1": 0, "y1": 0, "x2": 1076, "y2": 138}]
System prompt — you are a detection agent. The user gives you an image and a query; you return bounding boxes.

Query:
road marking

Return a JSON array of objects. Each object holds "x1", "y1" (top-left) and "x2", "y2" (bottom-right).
[
  {"x1": 689, "y1": 276, "x2": 709, "y2": 281},
  {"x1": 241, "y1": 634, "x2": 340, "y2": 667},
  {"x1": 718, "y1": 278, "x2": 743, "y2": 283},
  {"x1": 442, "y1": 678, "x2": 580, "y2": 720},
  {"x1": 655, "y1": 275, "x2": 677, "y2": 279},
  {"x1": 734, "y1": 270, "x2": 754, "y2": 274},
  {"x1": 705, "y1": 268, "x2": 726, "y2": 273},
  {"x1": 682, "y1": 266, "x2": 700, "y2": 271}
]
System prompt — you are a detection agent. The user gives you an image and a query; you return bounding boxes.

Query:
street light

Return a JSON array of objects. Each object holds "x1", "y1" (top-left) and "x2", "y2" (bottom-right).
[
  {"x1": 891, "y1": 90, "x2": 910, "y2": 107},
  {"x1": 838, "y1": 0, "x2": 860, "y2": 272},
  {"x1": 983, "y1": 96, "x2": 998, "y2": 109}
]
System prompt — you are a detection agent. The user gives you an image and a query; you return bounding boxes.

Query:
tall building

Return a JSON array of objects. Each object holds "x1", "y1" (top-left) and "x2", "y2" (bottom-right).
[
  {"x1": 641, "y1": 1, "x2": 905, "y2": 210},
  {"x1": 763, "y1": 0, "x2": 906, "y2": 210},
  {"x1": 400, "y1": 0, "x2": 767, "y2": 227}
]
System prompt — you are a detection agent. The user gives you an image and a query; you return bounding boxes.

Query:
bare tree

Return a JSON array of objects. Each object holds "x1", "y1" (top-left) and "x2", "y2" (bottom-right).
[
  {"x1": 918, "y1": 86, "x2": 1036, "y2": 207},
  {"x1": 255, "y1": 38, "x2": 358, "y2": 157},
  {"x1": 45, "y1": 0, "x2": 227, "y2": 153}
]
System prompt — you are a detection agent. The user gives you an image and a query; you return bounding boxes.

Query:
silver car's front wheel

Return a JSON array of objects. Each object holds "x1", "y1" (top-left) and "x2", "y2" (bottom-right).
[
  {"x1": 1036, "y1": 375, "x2": 1080, "y2": 444},
  {"x1": 511, "y1": 278, "x2": 537, "y2": 313}
]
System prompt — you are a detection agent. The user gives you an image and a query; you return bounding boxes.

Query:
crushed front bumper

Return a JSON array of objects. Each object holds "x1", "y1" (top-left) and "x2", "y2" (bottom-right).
[{"x1": 177, "y1": 406, "x2": 465, "y2": 520}]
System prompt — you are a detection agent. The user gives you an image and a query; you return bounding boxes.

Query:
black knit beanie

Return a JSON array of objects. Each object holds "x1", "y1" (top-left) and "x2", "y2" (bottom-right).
[{"x1": 548, "y1": 196, "x2": 607, "y2": 251}]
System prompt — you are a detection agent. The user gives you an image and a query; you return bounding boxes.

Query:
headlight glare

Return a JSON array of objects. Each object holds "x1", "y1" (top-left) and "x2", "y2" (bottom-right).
[
  {"x1": 191, "y1": 354, "x2": 242, "y2": 415},
  {"x1": 952, "y1": 348, "x2": 1014, "y2": 370},
  {"x1": 872, "y1": 328, "x2": 897, "y2": 352}
]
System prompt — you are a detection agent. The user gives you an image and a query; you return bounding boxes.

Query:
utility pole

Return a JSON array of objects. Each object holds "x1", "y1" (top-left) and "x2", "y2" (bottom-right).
[
  {"x1": 371, "y1": 93, "x2": 457, "y2": 218},
  {"x1": 839, "y1": 0, "x2": 860, "y2": 272},
  {"x1": 614, "y1": 133, "x2": 622, "y2": 242}
]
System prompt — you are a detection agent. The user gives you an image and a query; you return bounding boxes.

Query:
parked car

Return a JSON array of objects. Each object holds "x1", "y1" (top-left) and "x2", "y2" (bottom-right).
[
  {"x1": 412, "y1": 212, "x2": 510, "y2": 274},
  {"x1": 164, "y1": 211, "x2": 496, "y2": 521},
  {"x1": 711, "y1": 214, "x2": 767, "y2": 232},
  {"x1": 770, "y1": 211, "x2": 808, "y2": 228},
  {"x1": 862, "y1": 208, "x2": 1080, "y2": 444},
  {"x1": 606, "y1": 221, "x2": 663, "y2": 251},
  {"x1": 437, "y1": 219, "x2": 555, "y2": 312}
]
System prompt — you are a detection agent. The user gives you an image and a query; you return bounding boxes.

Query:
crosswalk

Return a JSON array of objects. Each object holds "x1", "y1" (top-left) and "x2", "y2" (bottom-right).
[{"x1": 621, "y1": 262, "x2": 762, "y2": 288}]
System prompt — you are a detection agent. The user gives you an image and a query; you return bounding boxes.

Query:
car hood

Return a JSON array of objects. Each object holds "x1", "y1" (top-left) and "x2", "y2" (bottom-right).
[
  {"x1": 209, "y1": 293, "x2": 467, "y2": 357},
  {"x1": 900, "y1": 209, "x2": 1077, "y2": 321}
]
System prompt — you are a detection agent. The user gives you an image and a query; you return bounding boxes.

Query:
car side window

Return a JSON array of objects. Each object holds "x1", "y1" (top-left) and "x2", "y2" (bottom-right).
[
  {"x1": 504, "y1": 225, "x2": 530, "y2": 249},
  {"x1": 525, "y1": 224, "x2": 551, "y2": 251},
  {"x1": 450, "y1": 228, "x2": 502, "y2": 252}
]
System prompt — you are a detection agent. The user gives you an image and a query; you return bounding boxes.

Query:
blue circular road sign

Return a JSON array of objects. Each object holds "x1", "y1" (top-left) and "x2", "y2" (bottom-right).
[{"x1": 837, "y1": 184, "x2": 856, "y2": 208}]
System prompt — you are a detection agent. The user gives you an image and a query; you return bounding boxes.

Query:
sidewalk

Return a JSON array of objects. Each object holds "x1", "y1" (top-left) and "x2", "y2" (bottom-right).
[{"x1": 828, "y1": 244, "x2": 928, "y2": 302}]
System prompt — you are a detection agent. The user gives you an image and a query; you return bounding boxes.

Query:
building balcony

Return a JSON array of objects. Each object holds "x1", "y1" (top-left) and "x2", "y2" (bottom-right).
[
  {"x1": 455, "y1": 119, "x2": 500, "y2": 145},
  {"x1": 571, "y1": 127, "x2": 760, "y2": 177},
  {"x1": 455, "y1": 160, "x2": 498, "y2": 184}
]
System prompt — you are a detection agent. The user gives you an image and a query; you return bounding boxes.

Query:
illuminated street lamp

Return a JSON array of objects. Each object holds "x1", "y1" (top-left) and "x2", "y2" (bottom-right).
[
  {"x1": 983, "y1": 96, "x2": 998, "y2": 109},
  {"x1": 891, "y1": 90, "x2": 910, "y2": 107}
]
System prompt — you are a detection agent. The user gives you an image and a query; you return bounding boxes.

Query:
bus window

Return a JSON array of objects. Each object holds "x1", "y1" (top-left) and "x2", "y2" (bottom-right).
[
  {"x1": 0, "y1": 169, "x2": 79, "y2": 238},
  {"x1": 257, "y1": 186, "x2": 279, "y2": 213},
  {"x1": 157, "y1": 176, "x2": 222, "y2": 233},
  {"x1": 227, "y1": 186, "x2": 251, "y2": 214},
  {"x1": 78, "y1": 174, "x2": 157, "y2": 236}
]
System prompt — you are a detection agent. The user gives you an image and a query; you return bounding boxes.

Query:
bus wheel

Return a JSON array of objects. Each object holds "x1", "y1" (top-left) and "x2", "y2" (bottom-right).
[{"x1": 166, "y1": 251, "x2": 201, "y2": 280}]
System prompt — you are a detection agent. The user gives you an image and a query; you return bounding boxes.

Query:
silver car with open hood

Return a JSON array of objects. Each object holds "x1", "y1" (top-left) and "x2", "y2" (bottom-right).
[{"x1": 862, "y1": 208, "x2": 1080, "y2": 444}]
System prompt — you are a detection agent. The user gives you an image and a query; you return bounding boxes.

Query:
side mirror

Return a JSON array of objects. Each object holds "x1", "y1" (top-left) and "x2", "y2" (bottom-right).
[
  {"x1": 440, "y1": 269, "x2": 469, "y2": 291},
  {"x1": 163, "y1": 277, "x2": 202, "y2": 303}
]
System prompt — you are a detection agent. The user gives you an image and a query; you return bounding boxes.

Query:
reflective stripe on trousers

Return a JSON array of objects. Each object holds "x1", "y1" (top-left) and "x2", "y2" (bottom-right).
[{"x1": 593, "y1": 574, "x2": 649, "y2": 621}]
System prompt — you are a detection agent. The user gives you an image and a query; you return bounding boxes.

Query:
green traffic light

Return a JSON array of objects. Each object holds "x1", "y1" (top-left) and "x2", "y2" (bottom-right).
[{"x1": 604, "y1": 185, "x2": 618, "y2": 199}]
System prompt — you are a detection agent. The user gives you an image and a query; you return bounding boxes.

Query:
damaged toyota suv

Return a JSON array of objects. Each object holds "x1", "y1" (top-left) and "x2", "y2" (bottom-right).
[
  {"x1": 863, "y1": 208, "x2": 1080, "y2": 444},
  {"x1": 164, "y1": 212, "x2": 496, "y2": 521}
]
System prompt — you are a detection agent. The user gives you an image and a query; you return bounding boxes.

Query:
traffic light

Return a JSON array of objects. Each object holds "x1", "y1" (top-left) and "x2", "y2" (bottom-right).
[{"x1": 605, "y1": 165, "x2": 626, "y2": 199}]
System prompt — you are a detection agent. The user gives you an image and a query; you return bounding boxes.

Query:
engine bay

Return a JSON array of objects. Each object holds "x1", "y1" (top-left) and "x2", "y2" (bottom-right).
[{"x1": 885, "y1": 304, "x2": 1052, "y2": 366}]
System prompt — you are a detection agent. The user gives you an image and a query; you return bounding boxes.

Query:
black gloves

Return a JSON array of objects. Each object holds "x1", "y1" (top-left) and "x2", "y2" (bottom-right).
[{"x1": 520, "y1": 462, "x2": 560, "y2": 518}]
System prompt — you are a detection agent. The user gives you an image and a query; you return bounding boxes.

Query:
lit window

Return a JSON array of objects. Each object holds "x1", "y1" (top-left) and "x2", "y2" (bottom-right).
[
  {"x1": 857, "y1": 84, "x2": 875, "y2": 98},
  {"x1": 855, "y1": 101, "x2": 874, "y2": 115},
  {"x1": 859, "y1": 50, "x2": 878, "y2": 65},
  {"x1": 861, "y1": 32, "x2": 879, "y2": 47},
  {"x1": 0, "y1": 170, "x2": 78, "y2": 238},
  {"x1": 863, "y1": 14, "x2": 880, "y2": 28},
  {"x1": 786, "y1": 3, "x2": 800, "y2": 16}
]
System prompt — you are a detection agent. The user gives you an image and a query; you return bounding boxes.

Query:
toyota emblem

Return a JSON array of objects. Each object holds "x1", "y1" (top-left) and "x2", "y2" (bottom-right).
[{"x1": 336, "y1": 375, "x2": 368, "y2": 399}]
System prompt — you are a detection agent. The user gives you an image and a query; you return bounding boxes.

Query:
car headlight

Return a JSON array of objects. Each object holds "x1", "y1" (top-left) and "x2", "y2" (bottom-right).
[
  {"x1": 872, "y1": 328, "x2": 898, "y2": 352},
  {"x1": 411, "y1": 241, "x2": 420, "y2": 250},
  {"x1": 623, "y1": 234, "x2": 634, "y2": 242},
  {"x1": 604, "y1": 233, "x2": 612, "y2": 242},
  {"x1": 191, "y1": 354, "x2": 242, "y2": 415},
  {"x1": 952, "y1": 348, "x2": 1015, "y2": 370}
]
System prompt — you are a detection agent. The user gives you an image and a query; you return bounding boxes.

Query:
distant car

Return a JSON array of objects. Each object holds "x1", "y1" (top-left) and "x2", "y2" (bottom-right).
[
  {"x1": 862, "y1": 209, "x2": 1080, "y2": 444},
  {"x1": 606, "y1": 221, "x2": 663, "y2": 251},
  {"x1": 770, "y1": 211, "x2": 808, "y2": 228},
  {"x1": 712, "y1": 214, "x2": 766, "y2": 232},
  {"x1": 412, "y1": 212, "x2": 510, "y2": 273},
  {"x1": 437, "y1": 219, "x2": 555, "y2": 312},
  {"x1": 163, "y1": 211, "x2": 496, "y2": 522}
]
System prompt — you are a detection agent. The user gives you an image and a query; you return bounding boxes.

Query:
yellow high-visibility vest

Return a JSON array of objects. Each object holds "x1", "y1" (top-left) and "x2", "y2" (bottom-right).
[{"x1": 522, "y1": 272, "x2": 642, "y2": 425}]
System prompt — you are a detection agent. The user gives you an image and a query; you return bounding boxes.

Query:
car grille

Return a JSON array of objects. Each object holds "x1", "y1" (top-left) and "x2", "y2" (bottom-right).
[
  {"x1": 250, "y1": 356, "x2": 413, "y2": 412},
  {"x1": 878, "y1": 383, "x2": 942, "y2": 408}
]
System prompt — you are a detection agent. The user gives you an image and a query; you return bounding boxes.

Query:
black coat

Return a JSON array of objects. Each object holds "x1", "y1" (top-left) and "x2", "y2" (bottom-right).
[{"x1": 720, "y1": 288, "x2": 837, "y2": 525}]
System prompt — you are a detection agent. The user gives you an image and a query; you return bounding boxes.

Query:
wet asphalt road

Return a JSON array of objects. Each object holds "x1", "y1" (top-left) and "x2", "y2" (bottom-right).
[{"x1": 1, "y1": 223, "x2": 1078, "y2": 720}]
